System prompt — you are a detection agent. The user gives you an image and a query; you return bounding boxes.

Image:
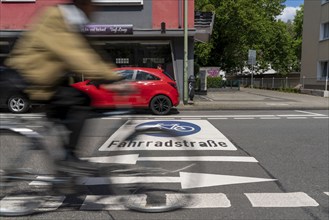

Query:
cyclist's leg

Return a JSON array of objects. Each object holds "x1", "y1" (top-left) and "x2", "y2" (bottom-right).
[{"x1": 46, "y1": 86, "x2": 91, "y2": 162}]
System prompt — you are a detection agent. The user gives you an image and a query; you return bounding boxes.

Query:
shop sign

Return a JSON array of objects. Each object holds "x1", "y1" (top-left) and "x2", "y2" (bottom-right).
[{"x1": 82, "y1": 24, "x2": 133, "y2": 35}]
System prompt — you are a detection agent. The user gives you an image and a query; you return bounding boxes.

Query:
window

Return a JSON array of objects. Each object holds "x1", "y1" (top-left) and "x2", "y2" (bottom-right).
[
  {"x1": 322, "y1": 22, "x2": 329, "y2": 40},
  {"x1": 92, "y1": 0, "x2": 143, "y2": 5},
  {"x1": 319, "y1": 61, "x2": 329, "y2": 79},
  {"x1": 118, "y1": 70, "x2": 134, "y2": 80},
  {"x1": 136, "y1": 71, "x2": 159, "y2": 81}
]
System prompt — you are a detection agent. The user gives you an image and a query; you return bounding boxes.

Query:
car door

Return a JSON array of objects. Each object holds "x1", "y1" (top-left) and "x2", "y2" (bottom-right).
[
  {"x1": 134, "y1": 70, "x2": 160, "y2": 105},
  {"x1": 107, "y1": 69, "x2": 139, "y2": 106}
]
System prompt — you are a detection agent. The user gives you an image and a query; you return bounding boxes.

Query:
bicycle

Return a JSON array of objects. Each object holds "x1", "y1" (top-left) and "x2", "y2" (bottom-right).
[{"x1": 0, "y1": 110, "x2": 204, "y2": 216}]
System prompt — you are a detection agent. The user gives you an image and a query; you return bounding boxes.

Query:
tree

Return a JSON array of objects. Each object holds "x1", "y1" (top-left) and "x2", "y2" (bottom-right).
[
  {"x1": 194, "y1": 0, "x2": 299, "y2": 75},
  {"x1": 292, "y1": 5, "x2": 304, "y2": 71}
]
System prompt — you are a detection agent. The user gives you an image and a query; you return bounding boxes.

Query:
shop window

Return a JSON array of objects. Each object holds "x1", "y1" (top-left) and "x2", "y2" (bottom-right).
[{"x1": 103, "y1": 42, "x2": 174, "y2": 79}]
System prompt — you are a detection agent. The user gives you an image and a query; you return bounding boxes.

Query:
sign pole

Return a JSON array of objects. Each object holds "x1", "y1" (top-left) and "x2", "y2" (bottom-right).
[
  {"x1": 183, "y1": 0, "x2": 188, "y2": 104},
  {"x1": 248, "y1": 50, "x2": 256, "y2": 89}
]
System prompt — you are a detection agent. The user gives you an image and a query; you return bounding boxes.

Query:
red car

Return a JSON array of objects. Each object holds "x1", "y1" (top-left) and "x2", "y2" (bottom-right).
[{"x1": 71, "y1": 67, "x2": 180, "y2": 115}]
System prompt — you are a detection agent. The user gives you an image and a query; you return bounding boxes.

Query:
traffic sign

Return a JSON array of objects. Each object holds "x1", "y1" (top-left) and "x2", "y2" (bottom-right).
[{"x1": 248, "y1": 49, "x2": 256, "y2": 65}]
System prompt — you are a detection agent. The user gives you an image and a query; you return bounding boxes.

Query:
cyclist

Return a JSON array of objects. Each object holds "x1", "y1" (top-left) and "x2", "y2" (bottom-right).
[{"x1": 4, "y1": 0, "x2": 129, "y2": 168}]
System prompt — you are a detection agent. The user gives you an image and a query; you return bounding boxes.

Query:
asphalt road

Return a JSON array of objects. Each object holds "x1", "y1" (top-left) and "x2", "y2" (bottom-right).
[{"x1": 0, "y1": 109, "x2": 328, "y2": 220}]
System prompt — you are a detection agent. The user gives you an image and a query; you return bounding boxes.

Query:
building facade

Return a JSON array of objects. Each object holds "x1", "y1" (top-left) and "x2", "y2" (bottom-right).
[
  {"x1": 0, "y1": 0, "x2": 198, "y2": 100},
  {"x1": 301, "y1": 0, "x2": 329, "y2": 90}
]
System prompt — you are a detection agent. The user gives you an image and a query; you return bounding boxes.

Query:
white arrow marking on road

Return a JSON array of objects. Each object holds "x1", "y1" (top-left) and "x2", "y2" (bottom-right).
[
  {"x1": 30, "y1": 173, "x2": 276, "y2": 189},
  {"x1": 180, "y1": 172, "x2": 276, "y2": 189},
  {"x1": 82, "y1": 154, "x2": 258, "y2": 164}
]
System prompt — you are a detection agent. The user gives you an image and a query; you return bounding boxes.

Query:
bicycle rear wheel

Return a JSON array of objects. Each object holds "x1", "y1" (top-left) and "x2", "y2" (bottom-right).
[{"x1": 101, "y1": 120, "x2": 204, "y2": 212}]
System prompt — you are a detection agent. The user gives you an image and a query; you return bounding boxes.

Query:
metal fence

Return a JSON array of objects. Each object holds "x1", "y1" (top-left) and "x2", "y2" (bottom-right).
[{"x1": 239, "y1": 76, "x2": 329, "y2": 91}]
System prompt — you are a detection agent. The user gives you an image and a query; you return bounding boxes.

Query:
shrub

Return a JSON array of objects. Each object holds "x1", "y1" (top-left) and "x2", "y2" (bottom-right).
[{"x1": 207, "y1": 77, "x2": 223, "y2": 88}]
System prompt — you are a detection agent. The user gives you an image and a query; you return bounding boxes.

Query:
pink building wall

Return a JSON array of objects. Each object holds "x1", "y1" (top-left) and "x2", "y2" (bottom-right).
[{"x1": 0, "y1": 0, "x2": 68, "y2": 30}]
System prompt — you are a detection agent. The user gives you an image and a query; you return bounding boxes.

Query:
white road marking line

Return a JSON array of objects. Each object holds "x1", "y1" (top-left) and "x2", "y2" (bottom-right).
[
  {"x1": 234, "y1": 118, "x2": 254, "y2": 120},
  {"x1": 0, "y1": 196, "x2": 65, "y2": 212},
  {"x1": 174, "y1": 193, "x2": 231, "y2": 208},
  {"x1": 138, "y1": 156, "x2": 258, "y2": 163},
  {"x1": 295, "y1": 110, "x2": 326, "y2": 116},
  {"x1": 265, "y1": 103, "x2": 289, "y2": 106},
  {"x1": 182, "y1": 118, "x2": 202, "y2": 120},
  {"x1": 208, "y1": 118, "x2": 228, "y2": 120},
  {"x1": 100, "y1": 117, "x2": 124, "y2": 120},
  {"x1": 245, "y1": 192, "x2": 319, "y2": 207},
  {"x1": 81, "y1": 195, "x2": 141, "y2": 210},
  {"x1": 313, "y1": 117, "x2": 329, "y2": 119},
  {"x1": 99, "y1": 113, "x2": 328, "y2": 120},
  {"x1": 83, "y1": 155, "x2": 258, "y2": 164},
  {"x1": 153, "y1": 118, "x2": 176, "y2": 120},
  {"x1": 286, "y1": 117, "x2": 307, "y2": 119},
  {"x1": 324, "y1": 192, "x2": 329, "y2": 196},
  {"x1": 277, "y1": 114, "x2": 318, "y2": 117},
  {"x1": 260, "y1": 117, "x2": 280, "y2": 119}
]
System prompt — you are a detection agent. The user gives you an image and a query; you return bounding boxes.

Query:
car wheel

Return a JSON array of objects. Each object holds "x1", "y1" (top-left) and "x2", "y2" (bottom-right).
[
  {"x1": 150, "y1": 95, "x2": 172, "y2": 115},
  {"x1": 8, "y1": 95, "x2": 30, "y2": 113}
]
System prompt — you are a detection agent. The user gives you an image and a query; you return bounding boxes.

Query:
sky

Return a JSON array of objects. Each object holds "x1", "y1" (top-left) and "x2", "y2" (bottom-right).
[{"x1": 277, "y1": 0, "x2": 304, "y2": 22}]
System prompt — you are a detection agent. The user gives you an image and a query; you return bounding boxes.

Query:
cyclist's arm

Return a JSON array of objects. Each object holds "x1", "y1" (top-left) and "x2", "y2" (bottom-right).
[{"x1": 37, "y1": 7, "x2": 121, "y2": 81}]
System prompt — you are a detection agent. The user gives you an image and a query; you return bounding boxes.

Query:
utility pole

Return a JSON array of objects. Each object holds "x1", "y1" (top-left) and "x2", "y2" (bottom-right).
[{"x1": 183, "y1": 0, "x2": 188, "y2": 104}]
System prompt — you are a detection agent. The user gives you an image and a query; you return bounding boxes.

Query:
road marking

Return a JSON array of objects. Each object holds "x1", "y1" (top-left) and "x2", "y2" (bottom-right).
[
  {"x1": 83, "y1": 155, "x2": 258, "y2": 164},
  {"x1": 260, "y1": 117, "x2": 280, "y2": 119},
  {"x1": 265, "y1": 103, "x2": 289, "y2": 106},
  {"x1": 180, "y1": 173, "x2": 276, "y2": 189},
  {"x1": 324, "y1": 192, "x2": 329, "y2": 196},
  {"x1": 81, "y1": 195, "x2": 141, "y2": 210},
  {"x1": 81, "y1": 193, "x2": 231, "y2": 210},
  {"x1": 287, "y1": 117, "x2": 307, "y2": 119},
  {"x1": 295, "y1": 110, "x2": 326, "y2": 116},
  {"x1": 245, "y1": 192, "x2": 319, "y2": 207},
  {"x1": 99, "y1": 120, "x2": 237, "y2": 151},
  {"x1": 234, "y1": 118, "x2": 254, "y2": 120},
  {"x1": 313, "y1": 117, "x2": 329, "y2": 119},
  {"x1": 101, "y1": 117, "x2": 124, "y2": 120},
  {"x1": 208, "y1": 118, "x2": 228, "y2": 120},
  {"x1": 0, "y1": 196, "x2": 65, "y2": 212},
  {"x1": 30, "y1": 173, "x2": 276, "y2": 189},
  {"x1": 178, "y1": 193, "x2": 231, "y2": 208}
]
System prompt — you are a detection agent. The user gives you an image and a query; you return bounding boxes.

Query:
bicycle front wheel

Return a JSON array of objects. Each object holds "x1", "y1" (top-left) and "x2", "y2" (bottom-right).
[{"x1": 0, "y1": 127, "x2": 56, "y2": 216}]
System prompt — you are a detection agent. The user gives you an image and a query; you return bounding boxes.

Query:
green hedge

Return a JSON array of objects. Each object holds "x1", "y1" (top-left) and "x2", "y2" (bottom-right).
[{"x1": 207, "y1": 77, "x2": 224, "y2": 88}]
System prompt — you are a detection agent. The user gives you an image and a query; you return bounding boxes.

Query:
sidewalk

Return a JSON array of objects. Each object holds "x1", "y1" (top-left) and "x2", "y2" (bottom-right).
[{"x1": 177, "y1": 88, "x2": 329, "y2": 110}]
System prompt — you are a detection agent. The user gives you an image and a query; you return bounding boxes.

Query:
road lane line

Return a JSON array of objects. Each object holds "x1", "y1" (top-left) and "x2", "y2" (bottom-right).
[
  {"x1": 245, "y1": 192, "x2": 319, "y2": 207},
  {"x1": 286, "y1": 117, "x2": 307, "y2": 119},
  {"x1": 295, "y1": 110, "x2": 326, "y2": 116}
]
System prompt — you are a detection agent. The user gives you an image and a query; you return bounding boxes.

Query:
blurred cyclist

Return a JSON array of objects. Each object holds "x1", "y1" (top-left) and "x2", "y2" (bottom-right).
[{"x1": 4, "y1": 0, "x2": 128, "y2": 168}]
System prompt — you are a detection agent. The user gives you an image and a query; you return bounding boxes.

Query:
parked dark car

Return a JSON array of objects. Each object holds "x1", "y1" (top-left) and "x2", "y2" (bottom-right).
[{"x1": 0, "y1": 66, "x2": 31, "y2": 113}]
